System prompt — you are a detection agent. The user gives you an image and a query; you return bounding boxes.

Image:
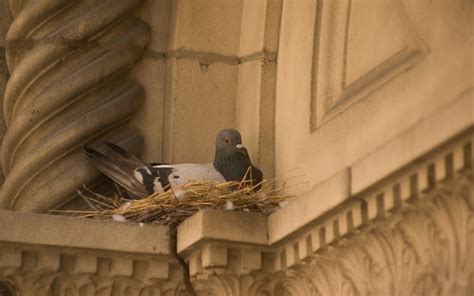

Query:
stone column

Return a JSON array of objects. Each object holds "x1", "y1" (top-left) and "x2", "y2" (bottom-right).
[
  {"x1": 0, "y1": 0, "x2": 12, "y2": 186},
  {"x1": 0, "y1": 1, "x2": 149, "y2": 212}
]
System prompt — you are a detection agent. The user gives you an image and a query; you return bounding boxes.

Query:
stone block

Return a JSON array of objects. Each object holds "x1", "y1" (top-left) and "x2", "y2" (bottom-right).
[
  {"x1": 324, "y1": 220, "x2": 334, "y2": 245},
  {"x1": 146, "y1": 259, "x2": 169, "y2": 280},
  {"x1": 237, "y1": 60, "x2": 262, "y2": 160},
  {"x1": 261, "y1": 253, "x2": 276, "y2": 273},
  {"x1": 130, "y1": 58, "x2": 167, "y2": 162},
  {"x1": 284, "y1": 244, "x2": 297, "y2": 268},
  {"x1": 201, "y1": 243, "x2": 227, "y2": 268},
  {"x1": 133, "y1": 259, "x2": 169, "y2": 280},
  {"x1": 240, "y1": 249, "x2": 262, "y2": 271},
  {"x1": 338, "y1": 212, "x2": 349, "y2": 236},
  {"x1": 169, "y1": 0, "x2": 243, "y2": 56},
  {"x1": 135, "y1": 0, "x2": 171, "y2": 53},
  {"x1": 110, "y1": 257, "x2": 134, "y2": 277},
  {"x1": 418, "y1": 167, "x2": 429, "y2": 193},
  {"x1": 37, "y1": 251, "x2": 60, "y2": 273},
  {"x1": 352, "y1": 205, "x2": 363, "y2": 228},
  {"x1": 164, "y1": 59, "x2": 238, "y2": 163},
  {"x1": 239, "y1": 0, "x2": 267, "y2": 56},
  {"x1": 0, "y1": 211, "x2": 170, "y2": 256},
  {"x1": 237, "y1": 59, "x2": 277, "y2": 176},
  {"x1": 262, "y1": 0, "x2": 283, "y2": 53},
  {"x1": 435, "y1": 156, "x2": 447, "y2": 182},
  {"x1": 188, "y1": 251, "x2": 202, "y2": 277},
  {"x1": 400, "y1": 178, "x2": 411, "y2": 201},
  {"x1": 351, "y1": 90, "x2": 473, "y2": 195},
  {"x1": 268, "y1": 169, "x2": 350, "y2": 244},
  {"x1": 365, "y1": 195, "x2": 378, "y2": 220},
  {"x1": 310, "y1": 228, "x2": 322, "y2": 254},
  {"x1": 0, "y1": 247, "x2": 21, "y2": 269},
  {"x1": 384, "y1": 188, "x2": 395, "y2": 211},
  {"x1": 453, "y1": 144, "x2": 465, "y2": 172},
  {"x1": 177, "y1": 209, "x2": 268, "y2": 253},
  {"x1": 72, "y1": 255, "x2": 97, "y2": 274}
]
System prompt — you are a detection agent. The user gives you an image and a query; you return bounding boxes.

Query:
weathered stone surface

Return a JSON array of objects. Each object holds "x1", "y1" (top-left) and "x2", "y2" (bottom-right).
[
  {"x1": 168, "y1": 0, "x2": 243, "y2": 56},
  {"x1": 0, "y1": 0, "x2": 150, "y2": 212},
  {"x1": 177, "y1": 132, "x2": 473, "y2": 295},
  {"x1": 0, "y1": 0, "x2": 472, "y2": 295},
  {"x1": 177, "y1": 209, "x2": 268, "y2": 253},
  {"x1": 0, "y1": 211, "x2": 188, "y2": 296},
  {"x1": 268, "y1": 168, "x2": 350, "y2": 244},
  {"x1": 275, "y1": 0, "x2": 473, "y2": 203},
  {"x1": 163, "y1": 59, "x2": 238, "y2": 164},
  {"x1": 0, "y1": 210, "x2": 170, "y2": 256}
]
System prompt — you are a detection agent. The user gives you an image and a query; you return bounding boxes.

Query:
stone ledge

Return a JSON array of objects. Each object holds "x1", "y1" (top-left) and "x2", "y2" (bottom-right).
[
  {"x1": 0, "y1": 211, "x2": 170, "y2": 257},
  {"x1": 176, "y1": 126, "x2": 473, "y2": 277},
  {"x1": 268, "y1": 89, "x2": 473, "y2": 244},
  {"x1": 352, "y1": 87, "x2": 473, "y2": 195},
  {"x1": 268, "y1": 168, "x2": 350, "y2": 244},
  {"x1": 177, "y1": 209, "x2": 268, "y2": 254}
]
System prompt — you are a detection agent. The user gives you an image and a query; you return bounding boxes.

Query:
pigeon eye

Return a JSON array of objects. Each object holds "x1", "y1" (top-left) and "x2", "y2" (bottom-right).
[{"x1": 224, "y1": 138, "x2": 230, "y2": 143}]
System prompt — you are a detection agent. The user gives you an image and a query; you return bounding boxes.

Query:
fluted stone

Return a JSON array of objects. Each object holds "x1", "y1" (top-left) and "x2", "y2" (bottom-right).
[{"x1": 1, "y1": 0, "x2": 149, "y2": 212}]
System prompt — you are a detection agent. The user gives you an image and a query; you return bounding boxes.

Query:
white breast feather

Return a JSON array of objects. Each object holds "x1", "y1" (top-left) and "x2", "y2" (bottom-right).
[{"x1": 168, "y1": 163, "x2": 225, "y2": 187}]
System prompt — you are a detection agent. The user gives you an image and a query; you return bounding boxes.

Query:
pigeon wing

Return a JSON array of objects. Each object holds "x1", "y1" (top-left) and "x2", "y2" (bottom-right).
[
  {"x1": 83, "y1": 145, "x2": 151, "y2": 198},
  {"x1": 104, "y1": 142, "x2": 142, "y2": 163}
]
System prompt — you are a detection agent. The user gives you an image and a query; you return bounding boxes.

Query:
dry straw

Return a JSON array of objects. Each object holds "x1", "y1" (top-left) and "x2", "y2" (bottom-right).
[{"x1": 53, "y1": 177, "x2": 295, "y2": 225}]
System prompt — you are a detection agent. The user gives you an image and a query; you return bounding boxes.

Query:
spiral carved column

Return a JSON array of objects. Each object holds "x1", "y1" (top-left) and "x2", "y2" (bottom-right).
[{"x1": 0, "y1": 0, "x2": 149, "y2": 212}]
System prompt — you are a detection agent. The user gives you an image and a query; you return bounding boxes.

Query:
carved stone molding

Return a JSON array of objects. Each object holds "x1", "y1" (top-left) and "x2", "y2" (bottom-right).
[
  {"x1": 0, "y1": 0, "x2": 149, "y2": 212},
  {"x1": 310, "y1": 0, "x2": 428, "y2": 130},
  {"x1": 0, "y1": 211, "x2": 188, "y2": 296},
  {"x1": 180, "y1": 172, "x2": 473, "y2": 295},
  {"x1": 0, "y1": 246, "x2": 186, "y2": 296},
  {"x1": 270, "y1": 173, "x2": 473, "y2": 295},
  {"x1": 178, "y1": 129, "x2": 473, "y2": 295}
]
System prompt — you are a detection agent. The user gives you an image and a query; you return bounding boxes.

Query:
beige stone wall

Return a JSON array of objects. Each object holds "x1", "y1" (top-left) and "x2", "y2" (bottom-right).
[{"x1": 275, "y1": 0, "x2": 473, "y2": 196}]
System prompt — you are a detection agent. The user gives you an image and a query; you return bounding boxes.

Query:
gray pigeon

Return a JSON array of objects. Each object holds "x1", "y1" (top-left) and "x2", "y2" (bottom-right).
[{"x1": 83, "y1": 129, "x2": 263, "y2": 198}]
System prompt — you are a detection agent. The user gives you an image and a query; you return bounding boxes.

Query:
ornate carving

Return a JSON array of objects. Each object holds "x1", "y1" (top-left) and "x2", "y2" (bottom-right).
[
  {"x1": 268, "y1": 173, "x2": 473, "y2": 295},
  {"x1": 1, "y1": 0, "x2": 149, "y2": 212},
  {"x1": 175, "y1": 134, "x2": 473, "y2": 295},
  {"x1": 0, "y1": 248, "x2": 187, "y2": 296}
]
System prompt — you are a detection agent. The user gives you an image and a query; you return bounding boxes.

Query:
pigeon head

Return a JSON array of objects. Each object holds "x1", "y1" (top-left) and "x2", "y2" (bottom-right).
[
  {"x1": 213, "y1": 129, "x2": 252, "y2": 181},
  {"x1": 215, "y1": 128, "x2": 245, "y2": 156}
]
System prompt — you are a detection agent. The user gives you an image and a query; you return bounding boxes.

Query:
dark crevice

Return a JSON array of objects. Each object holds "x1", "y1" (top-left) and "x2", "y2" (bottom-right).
[{"x1": 170, "y1": 224, "x2": 196, "y2": 296}]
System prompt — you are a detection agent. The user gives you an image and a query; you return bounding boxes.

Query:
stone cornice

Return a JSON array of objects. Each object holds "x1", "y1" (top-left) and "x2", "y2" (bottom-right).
[
  {"x1": 0, "y1": 211, "x2": 170, "y2": 257},
  {"x1": 177, "y1": 125, "x2": 473, "y2": 286},
  {"x1": 178, "y1": 126, "x2": 473, "y2": 248},
  {"x1": 0, "y1": 211, "x2": 186, "y2": 295}
]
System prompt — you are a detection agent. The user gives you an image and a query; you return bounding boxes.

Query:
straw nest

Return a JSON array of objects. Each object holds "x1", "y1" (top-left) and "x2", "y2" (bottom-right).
[{"x1": 54, "y1": 178, "x2": 294, "y2": 225}]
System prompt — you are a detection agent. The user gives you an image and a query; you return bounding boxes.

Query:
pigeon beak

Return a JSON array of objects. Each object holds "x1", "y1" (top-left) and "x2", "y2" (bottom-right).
[{"x1": 235, "y1": 143, "x2": 247, "y2": 155}]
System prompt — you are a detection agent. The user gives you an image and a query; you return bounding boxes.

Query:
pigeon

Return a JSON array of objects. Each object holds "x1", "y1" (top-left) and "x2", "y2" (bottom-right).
[{"x1": 83, "y1": 129, "x2": 263, "y2": 199}]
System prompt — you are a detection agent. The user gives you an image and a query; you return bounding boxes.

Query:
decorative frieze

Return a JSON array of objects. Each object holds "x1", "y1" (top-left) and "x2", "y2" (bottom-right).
[
  {"x1": 0, "y1": 246, "x2": 184, "y2": 296},
  {"x1": 0, "y1": 211, "x2": 186, "y2": 296},
  {"x1": 177, "y1": 128, "x2": 473, "y2": 295}
]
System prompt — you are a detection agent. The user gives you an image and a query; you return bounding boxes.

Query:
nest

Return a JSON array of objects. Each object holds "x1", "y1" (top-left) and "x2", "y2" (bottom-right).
[{"x1": 54, "y1": 179, "x2": 294, "y2": 226}]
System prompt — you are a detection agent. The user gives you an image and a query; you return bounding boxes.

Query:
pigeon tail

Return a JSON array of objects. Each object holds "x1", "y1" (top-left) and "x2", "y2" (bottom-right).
[{"x1": 83, "y1": 145, "x2": 150, "y2": 198}]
